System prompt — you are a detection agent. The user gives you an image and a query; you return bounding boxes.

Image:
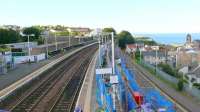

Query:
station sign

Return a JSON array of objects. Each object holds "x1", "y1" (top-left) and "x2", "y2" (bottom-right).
[{"x1": 96, "y1": 68, "x2": 112, "y2": 74}]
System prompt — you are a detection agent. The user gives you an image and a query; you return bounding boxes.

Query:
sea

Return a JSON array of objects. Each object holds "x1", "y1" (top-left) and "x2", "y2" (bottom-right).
[{"x1": 135, "y1": 33, "x2": 200, "y2": 45}]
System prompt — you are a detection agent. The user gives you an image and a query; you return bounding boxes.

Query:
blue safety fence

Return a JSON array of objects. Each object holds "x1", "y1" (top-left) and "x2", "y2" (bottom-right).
[
  {"x1": 96, "y1": 74, "x2": 103, "y2": 107},
  {"x1": 105, "y1": 93, "x2": 113, "y2": 112},
  {"x1": 119, "y1": 56, "x2": 176, "y2": 112},
  {"x1": 115, "y1": 66, "x2": 126, "y2": 107},
  {"x1": 121, "y1": 62, "x2": 140, "y2": 92},
  {"x1": 96, "y1": 73, "x2": 114, "y2": 111},
  {"x1": 127, "y1": 91, "x2": 137, "y2": 111},
  {"x1": 143, "y1": 88, "x2": 176, "y2": 112}
]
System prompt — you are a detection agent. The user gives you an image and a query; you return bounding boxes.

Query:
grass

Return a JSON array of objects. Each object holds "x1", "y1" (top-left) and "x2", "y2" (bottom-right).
[{"x1": 133, "y1": 58, "x2": 178, "y2": 90}]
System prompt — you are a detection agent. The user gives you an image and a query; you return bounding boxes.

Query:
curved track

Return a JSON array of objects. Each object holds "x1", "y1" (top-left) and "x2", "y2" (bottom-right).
[{"x1": 2, "y1": 44, "x2": 97, "y2": 112}]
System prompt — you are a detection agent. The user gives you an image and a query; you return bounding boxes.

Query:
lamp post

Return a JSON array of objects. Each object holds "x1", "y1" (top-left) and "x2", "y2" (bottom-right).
[
  {"x1": 140, "y1": 48, "x2": 142, "y2": 63},
  {"x1": 79, "y1": 36, "x2": 81, "y2": 44},
  {"x1": 98, "y1": 34, "x2": 101, "y2": 67},
  {"x1": 20, "y1": 32, "x2": 35, "y2": 57},
  {"x1": 155, "y1": 49, "x2": 157, "y2": 75},
  {"x1": 111, "y1": 32, "x2": 115, "y2": 74},
  {"x1": 69, "y1": 33, "x2": 71, "y2": 47},
  {"x1": 55, "y1": 33, "x2": 58, "y2": 51},
  {"x1": 154, "y1": 46, "x2": 159, "y2": 75}
]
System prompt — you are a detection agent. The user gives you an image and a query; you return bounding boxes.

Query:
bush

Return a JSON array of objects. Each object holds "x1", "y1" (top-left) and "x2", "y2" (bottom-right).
[
  {"x1": 177, "y1": 79, "x2": 184, "y2": 91},
  {"x1": 158, "y1": 63, "x2": 177, "y2": 77}
]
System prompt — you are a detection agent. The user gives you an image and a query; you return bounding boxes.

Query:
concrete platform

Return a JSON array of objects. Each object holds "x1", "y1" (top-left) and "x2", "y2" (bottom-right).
[
  {"x1": 75, "y1": 51, "x2": 98, "y2": 112},
  {"x1": 0, "y1": 42, "x2": 97, "y2": 100}
]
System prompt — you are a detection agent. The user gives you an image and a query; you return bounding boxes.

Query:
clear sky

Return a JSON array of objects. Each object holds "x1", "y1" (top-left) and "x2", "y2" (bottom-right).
[{"x1": 0, "y1": 0, "x2": 199, "y2": 33}]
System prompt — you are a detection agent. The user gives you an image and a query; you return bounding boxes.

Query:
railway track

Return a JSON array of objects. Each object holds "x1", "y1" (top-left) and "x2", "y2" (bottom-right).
[
  {"x1": 2, "y1": 44, "x2": 97, "y2": 112},
  {"x1": 49, "y1": 57, "x2": 91, "y2": 112}
]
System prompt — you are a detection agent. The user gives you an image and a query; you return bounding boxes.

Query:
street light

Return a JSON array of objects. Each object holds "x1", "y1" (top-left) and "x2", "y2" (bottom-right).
[
  {"x1": 69, "y1": 32, "x2": 71, "y2": 47},
  {"x1": 20, "y1": 32, "x2": 35, "y2": 57}
]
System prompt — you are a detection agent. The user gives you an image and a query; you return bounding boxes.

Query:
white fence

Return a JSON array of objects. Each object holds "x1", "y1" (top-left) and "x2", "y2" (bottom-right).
[{"x1": 14, "y1": 53, "x2": 46, "y2": 64}]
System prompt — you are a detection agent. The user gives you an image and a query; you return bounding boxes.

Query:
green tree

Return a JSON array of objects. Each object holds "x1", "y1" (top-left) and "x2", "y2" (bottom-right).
[
  {"x1": 102, "y1": 27, "x2": 116, "y2": 35},
  {"x1": 158, "y1": 63, "x2": 176, "y2": 77},
  {"x1": 58, "y1": 31, "x2": 69, "y2": 36},
  {"x1": 177, "y1": 79, "x2": 184, "y2": 91},
  {"x1": 71, "y1": 31, "x2": 79, "y2": 36},
  {"x1": 0, "y1": 28, "x2": 20, "y2": 44},
  {"x1": 23, "y1": 27, "x2": 44, "y2": 44},
  {"x1": 23, "y1": 27, "x2": 41, "y2": 39},
  {"x1": 135, "y1": 48, "x2": 142, "y2": 62},
  {"x1": 117, "y1": 31, "x2": 135, "y2": 49}
]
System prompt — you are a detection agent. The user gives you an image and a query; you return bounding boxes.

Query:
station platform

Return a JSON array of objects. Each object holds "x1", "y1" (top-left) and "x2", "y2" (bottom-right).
[{"x1": 0, "y1": 42, "x2": 97, "y2": 101}]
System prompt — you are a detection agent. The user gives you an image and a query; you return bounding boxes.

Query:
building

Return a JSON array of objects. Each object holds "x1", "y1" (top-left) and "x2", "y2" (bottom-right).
[
  {"x1": 125, "y1": 44, "x2": 147, "y2": 54},
  {"x1": 176, "y1": 49, "x2": 200, "y2": 67},
  {"x1": 186, "y1": 34, "x2": 192, "y2": 44},
  {"x1": 179, "y1": 63, "x2": 200, "y2": 84},
  {"x1": 143, "y1": 51, "x2": 166, "y2": 65},
  {"x1": 193, "y1": 40, "x2": 200, "y2": 50}
]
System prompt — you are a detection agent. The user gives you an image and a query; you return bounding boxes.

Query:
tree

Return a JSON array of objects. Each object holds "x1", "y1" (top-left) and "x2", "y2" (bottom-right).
[
  {"x1": 23, "y1": 27, "x2": 41, "y2": 38},
  {"x1": 58, "y1": 31, "x2": 69, "y2": 36},
  {"x1": 71, "y1": 31, "x2": 79, "y2": 36},
  {"x1": 177, "y1": 79, "x2": 184, "y2": 91},
  {"x1": 23, "y1": 27, "x2": 44, "y2": 44},
  {"x1": 102, "y1": 27, "x2": 116, "y2": 35},
  {"x1": 135, "y1": 48, "x2": 142, "y2": 62},
  {"x1": 0, "y1": 28, "x2": 20, "y2": 44},
  {"x1": 117, "y1": 31, "x2": 135, "y2": 49},
  {"x1": 158, "y1": 63, "x2": 176, "y2": 77}
]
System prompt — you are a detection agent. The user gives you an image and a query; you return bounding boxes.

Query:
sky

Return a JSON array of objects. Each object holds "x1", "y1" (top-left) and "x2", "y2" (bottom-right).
[{"x1": 0, "y1": 0, "x2": 200, "y2": 33}]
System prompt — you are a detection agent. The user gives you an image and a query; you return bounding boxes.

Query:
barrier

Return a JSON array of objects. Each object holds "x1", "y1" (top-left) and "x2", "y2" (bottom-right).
[
  {"x1": 144, "y1": 88, "x2": 175, "y2": 112},
  {"x1": 127, "y1": 91, "x2": 137, "y2": 111},
  {"x1": 119, "y1": 57, "x2": 176, "y2": 112},
  {"x1": 13, "y1": 53, "x2": 46, "y2": 64}
]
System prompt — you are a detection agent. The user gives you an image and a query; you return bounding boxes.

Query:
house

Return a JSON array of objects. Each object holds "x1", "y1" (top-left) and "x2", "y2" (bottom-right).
[
  {"x1": 193, "y1": 40, "x2": 200, "y2": 50},
  {"x1": 143, "y1": 51, "x2": 166, "y2": 65},
  {"x1": 179, "y1": 63, "x2": 200, "y2": 84},
  {"x1": 176, "y1": 49, "x2": 200, "y2": 67},
  {"x1": 125, "y1": 44, "x2": 147, "y2": 54}
]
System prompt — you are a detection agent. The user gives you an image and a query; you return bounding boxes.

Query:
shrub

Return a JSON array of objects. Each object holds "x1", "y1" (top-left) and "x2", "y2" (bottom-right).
[{"x1": 177, "y1": 79, "x2": 184, "y2": 91}]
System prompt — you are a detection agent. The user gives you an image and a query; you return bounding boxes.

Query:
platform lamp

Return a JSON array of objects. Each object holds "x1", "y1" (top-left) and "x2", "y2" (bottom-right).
[{"x1": 20, "y1": 32, "x2": 35, "y2": 57}]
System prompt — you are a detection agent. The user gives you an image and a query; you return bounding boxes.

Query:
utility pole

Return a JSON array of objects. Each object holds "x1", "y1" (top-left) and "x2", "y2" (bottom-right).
[
  {"x1": 27, "y1": 35, "x2": 30, "y2": 56},
  {"x1": 155, "y1": 48, "x2": 158, "y2": 75},
  {"x1": 98, "y1": 34, "x2": 101, "y2": 67},
  {"x1": 69, "y1": 35, "x2": 71, "y2": 47},
  {"x1": 111, "y1": 32, "x2": 115, "y2": 74},
  {"x1": 55, "y1": 33, "x2": 58, "y2": 51}
]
